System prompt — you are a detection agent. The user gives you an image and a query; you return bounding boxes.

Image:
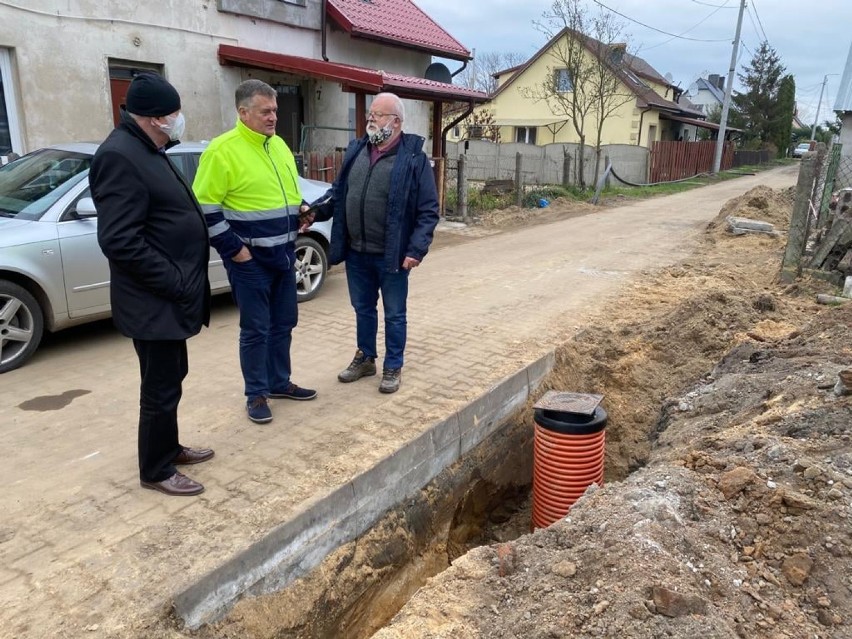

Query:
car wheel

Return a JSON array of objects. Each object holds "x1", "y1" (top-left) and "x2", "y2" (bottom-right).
[
  {"x1": 295, "y1": 236, "x2": 328, "y2": 303},
  {"x1": 0, "y1": 280, "x2": 45, "y2": 374}
]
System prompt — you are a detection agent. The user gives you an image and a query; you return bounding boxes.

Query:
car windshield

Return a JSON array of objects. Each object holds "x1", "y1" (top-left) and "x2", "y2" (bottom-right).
[{"x1": 0, "y1": 148, "x2": 91, "y2": 220}]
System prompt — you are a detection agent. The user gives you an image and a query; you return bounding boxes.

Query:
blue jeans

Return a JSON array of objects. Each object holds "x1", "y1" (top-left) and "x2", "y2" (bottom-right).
[
  {"x1": 225, "y1": 258, "x2": 297, "y2": 398},
  {"x1": 346, "y1": 250, "x2": 409, "y2": 370}
]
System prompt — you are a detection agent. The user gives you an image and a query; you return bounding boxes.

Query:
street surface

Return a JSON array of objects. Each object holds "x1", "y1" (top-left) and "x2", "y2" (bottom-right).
[{"x1": 0, "y1": 165, "x2": 797, "y2": 637}]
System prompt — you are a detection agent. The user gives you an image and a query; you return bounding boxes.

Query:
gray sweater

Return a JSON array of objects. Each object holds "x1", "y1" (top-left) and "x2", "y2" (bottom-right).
[{"x1": 344, "y1": 144, "x2": 398, "y2": 254}]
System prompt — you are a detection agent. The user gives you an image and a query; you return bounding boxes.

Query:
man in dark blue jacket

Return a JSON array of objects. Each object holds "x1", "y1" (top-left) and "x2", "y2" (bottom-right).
[
  {"x1": 308, "y1": 92, "x2": 439, "y2": 393},
  {"x1": 91, "y1": 73, "x2": 214, "y2": 496}
]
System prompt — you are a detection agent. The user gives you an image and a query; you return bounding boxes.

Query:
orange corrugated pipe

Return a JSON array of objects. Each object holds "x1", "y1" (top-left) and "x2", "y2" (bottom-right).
[{"x1": 532, "y1": 406, "x2": 607, "y2": 529}]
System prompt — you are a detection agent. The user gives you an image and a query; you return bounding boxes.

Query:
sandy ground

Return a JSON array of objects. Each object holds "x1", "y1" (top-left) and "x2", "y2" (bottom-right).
[
  {"x1": 371, "y1": 184, "x2": 852, "y2": 638},
  {"x1": 1, "y1": 167, "x2": 807, "y2": 638}
]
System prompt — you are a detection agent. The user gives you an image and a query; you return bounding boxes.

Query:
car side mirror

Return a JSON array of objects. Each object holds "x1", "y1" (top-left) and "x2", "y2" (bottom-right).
[{"x1": 74, "y1": 197, "x2": 97, "y2": 219}]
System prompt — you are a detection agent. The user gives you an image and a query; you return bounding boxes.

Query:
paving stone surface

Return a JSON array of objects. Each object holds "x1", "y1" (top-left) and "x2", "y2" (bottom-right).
[{"x1": 0, "y1": 166, "x2": 797, "y2": 637}]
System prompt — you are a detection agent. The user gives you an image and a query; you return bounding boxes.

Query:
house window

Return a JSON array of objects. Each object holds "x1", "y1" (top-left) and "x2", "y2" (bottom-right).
[
  {"x1": 515, "y1": 127, "x2": 537, "y2": 145},
  {"x1": 468, "y1": 124, "x2": 484, "y2": 139},
  {"x1": 554, "y1": 68, "x2": 573, "y2": 93},
  {"x1": 0, "y1": 47, "x2": 23, "y2": 158}
]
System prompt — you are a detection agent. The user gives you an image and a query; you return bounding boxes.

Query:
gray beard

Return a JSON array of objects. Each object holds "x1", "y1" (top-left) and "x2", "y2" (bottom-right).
[{"x1": 368, "y1": 126, "x2": 393, "y2": 146}]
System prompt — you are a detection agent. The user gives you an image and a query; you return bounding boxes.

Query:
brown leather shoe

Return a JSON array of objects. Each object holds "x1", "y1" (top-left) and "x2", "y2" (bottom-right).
[
  {"x1": 174, "y1": 446, "x2": 215, "y2": 465},
  {"x1": 141, "y1": 472, "x2": 204, "y2": 496}
]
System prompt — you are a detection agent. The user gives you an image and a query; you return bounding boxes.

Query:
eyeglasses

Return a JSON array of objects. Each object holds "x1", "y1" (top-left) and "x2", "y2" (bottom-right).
[{"x1": 366, "y1": 111, "x2": 398, "y2": 120}]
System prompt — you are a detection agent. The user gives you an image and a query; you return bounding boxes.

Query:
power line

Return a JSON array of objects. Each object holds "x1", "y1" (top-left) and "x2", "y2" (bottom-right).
[
  {"x1": 745, "y1": 5, "x2": 762, "y2": 43},
  {"x1": 690, "y1": 0, "x2": 736, "y2": 7},
  {"x1": 633, "y1": 0, "x2": 733, "y2": 53},
  {"x1": 590, "y1": 0, "x2": 731, "y2": 42},
  {"x1": 748, "y1": 0, "x2": 770, "y2": 42}
]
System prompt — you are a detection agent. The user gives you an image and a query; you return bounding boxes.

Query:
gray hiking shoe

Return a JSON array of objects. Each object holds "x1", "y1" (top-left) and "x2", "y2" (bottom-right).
[
  {"x1": 379, "y1": 368, "x2": 402, "y2": 394},
  {"x1": 338, "y1": 350, "x2": 377, "y2": 383}
]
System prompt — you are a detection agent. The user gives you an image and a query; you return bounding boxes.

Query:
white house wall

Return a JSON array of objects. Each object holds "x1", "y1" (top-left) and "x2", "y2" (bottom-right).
[
  {"x1": 0, "y1": 0, "x2": 434, "y2": 154},
  {"x1": 311, "y1": 30, "x2": 434, "y2": 153}
]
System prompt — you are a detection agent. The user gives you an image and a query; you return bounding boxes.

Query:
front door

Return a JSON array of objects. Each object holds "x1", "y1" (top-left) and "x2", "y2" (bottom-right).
[
  {"x1": 275, "y1": 85, "x2": 302, "y2": 152},
  {"x1": 107, "y1": 62, "x2": 163, "y2": 126}
]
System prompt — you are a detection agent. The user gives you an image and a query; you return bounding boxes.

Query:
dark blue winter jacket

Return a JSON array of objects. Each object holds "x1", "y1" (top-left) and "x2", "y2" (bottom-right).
[{"x1": 314, "y1": 133, "x2": 439, "y2": 272}]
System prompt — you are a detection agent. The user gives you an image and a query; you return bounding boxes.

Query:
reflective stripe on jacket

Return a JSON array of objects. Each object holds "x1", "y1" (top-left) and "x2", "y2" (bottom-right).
[{"x1": 193, "y1": 120, "x2": 302, "y2": 269}]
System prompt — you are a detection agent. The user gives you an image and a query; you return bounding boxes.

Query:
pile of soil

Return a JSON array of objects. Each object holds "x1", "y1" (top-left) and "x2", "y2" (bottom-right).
[{"x1": 372, "y1": 186, "x2": 852, "y2": 638}]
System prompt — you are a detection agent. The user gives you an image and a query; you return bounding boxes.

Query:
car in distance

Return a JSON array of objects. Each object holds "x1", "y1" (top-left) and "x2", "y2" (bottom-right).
[
  {"x1": 0, "y1": 142, "x2": 332, "y2": 374},
  {"x1": 792, "y1": 142, "x2": 811, "y2": 158}
]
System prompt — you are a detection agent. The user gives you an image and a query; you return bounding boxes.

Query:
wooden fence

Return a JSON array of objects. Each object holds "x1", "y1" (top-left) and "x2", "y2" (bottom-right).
[
  {"x1": 298, "y1": 150, "x2": 345, "y2": 183},
  {"x1": 649, "y1": 140, "x2": 734, "y2": 182}
]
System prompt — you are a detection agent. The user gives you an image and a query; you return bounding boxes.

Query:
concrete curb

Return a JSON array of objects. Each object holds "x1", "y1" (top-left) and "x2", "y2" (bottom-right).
[{"x1": 173, "y1": 351, "x2": 556, "y2": 629}]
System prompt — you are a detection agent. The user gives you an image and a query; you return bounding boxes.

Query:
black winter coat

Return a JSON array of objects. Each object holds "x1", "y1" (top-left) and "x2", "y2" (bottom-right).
[{"x1": 90, "y1": 110, "x2": 210, "y2": 340}]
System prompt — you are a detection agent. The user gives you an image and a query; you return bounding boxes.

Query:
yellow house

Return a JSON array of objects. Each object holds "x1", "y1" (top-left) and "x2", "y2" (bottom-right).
[{"x1": 469, "y1": 28, "x2": 708, "y2": 148}]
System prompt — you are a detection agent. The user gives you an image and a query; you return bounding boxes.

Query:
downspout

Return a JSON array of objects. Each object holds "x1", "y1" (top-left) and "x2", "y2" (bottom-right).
[
  {"x1": 452, "y1": 59, "x2": 468, "y2": 78},
  {"x1": 637, "y1": 107, "x2": 651, "y2": 146},
  {"x1": 321, "y1": 0, "x2": 328, "y2": 61},
  {"x1": 441, "y1": 100, "x2": 475, "y2": 157}
]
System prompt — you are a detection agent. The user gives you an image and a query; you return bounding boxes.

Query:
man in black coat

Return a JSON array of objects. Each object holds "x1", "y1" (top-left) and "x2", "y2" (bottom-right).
[{"x1": 90, "y1": 73, "x2": 214, "y2": 496}]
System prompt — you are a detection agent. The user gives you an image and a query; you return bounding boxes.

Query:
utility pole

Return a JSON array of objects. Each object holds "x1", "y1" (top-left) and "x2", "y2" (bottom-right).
[
  {"x1": 810, "y1": 74, "x2": 838, "y2": 141},
  {"x1": 712, "y1": 0, "x2": 746, "y2": 174}
]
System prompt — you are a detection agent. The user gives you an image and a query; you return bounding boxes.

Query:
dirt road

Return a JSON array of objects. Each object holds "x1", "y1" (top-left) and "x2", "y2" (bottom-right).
[{"x1": 0, "y1": 165, "x2": 798, "y2": 637}]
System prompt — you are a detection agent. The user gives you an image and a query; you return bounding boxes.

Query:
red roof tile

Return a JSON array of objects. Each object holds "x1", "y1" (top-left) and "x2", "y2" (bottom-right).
[
  {"x1": 327, "y1": 0, "x2": 470, "y2": 61},
  {"x1": 381, "y1": 71, "x2": 486, "y2": 101}
]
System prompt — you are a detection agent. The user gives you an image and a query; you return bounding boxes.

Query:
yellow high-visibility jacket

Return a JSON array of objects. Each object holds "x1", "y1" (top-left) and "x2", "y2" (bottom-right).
[{"x1": 193, "y1": 119, "x2": 302, "y2": 269}]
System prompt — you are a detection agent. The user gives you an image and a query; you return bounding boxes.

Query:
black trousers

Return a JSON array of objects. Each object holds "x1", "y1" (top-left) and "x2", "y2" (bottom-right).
[{"x1": 133, "y1": 339, "x2": 187, "y2": 482}]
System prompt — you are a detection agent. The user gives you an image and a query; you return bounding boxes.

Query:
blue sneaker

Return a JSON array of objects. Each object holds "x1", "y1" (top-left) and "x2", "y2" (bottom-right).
[
  {"x1": 246, "y1": 396, "x2": 272, "y2": 423},
  {"x1": 269, "y1": 382, "x2": 317, "y2": 401}
]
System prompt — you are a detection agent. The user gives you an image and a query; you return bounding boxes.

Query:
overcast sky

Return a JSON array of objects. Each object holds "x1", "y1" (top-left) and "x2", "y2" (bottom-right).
[{"x1": 417, "y1": 0, "x2": 852, "y2": 126}]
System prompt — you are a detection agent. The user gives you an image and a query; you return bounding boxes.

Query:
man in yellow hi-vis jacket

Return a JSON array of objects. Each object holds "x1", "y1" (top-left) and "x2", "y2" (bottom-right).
[{"x1": 193, "y1": 79, "x2": 316, "y2": 424}]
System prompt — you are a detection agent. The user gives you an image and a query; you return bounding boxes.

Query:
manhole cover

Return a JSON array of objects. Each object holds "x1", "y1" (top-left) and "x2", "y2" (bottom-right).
[{"x1": 533, "y1": 391, "x2": 603, "y2": 416}]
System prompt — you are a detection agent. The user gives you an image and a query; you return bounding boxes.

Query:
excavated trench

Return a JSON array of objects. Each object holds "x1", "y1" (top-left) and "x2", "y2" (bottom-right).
[
  {"x1": 187, "y1": 185, "x2": 802, "y2": 639},
  {"x1": 198, "y1": 320, "x2": 758, "y2": 639},
  {"x1": 199, "y1": 364, "x2": 655, "y2": 639}
]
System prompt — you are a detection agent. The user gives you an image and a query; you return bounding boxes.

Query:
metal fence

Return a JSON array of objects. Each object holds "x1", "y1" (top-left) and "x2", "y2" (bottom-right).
[{"x1": 444, "y1": 140, "x2": 650, "y2": 187}]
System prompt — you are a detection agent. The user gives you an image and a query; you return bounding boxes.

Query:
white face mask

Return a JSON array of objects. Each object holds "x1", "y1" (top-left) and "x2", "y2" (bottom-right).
[
  {"x1": 367, "y1": 121, "x2": 394, "y2": 146},
  {"x1": 155, "y1": 112, "x2": 186, "y2": 142}
]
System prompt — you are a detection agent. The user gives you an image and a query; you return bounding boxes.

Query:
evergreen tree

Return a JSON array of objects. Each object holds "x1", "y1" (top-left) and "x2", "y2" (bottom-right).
[
  {"x1": 731, "y1": 41, "x2": 786, "y2": 150},
  {"x1": 773, "y1": 75, "x2": 795, "y2": 157}
]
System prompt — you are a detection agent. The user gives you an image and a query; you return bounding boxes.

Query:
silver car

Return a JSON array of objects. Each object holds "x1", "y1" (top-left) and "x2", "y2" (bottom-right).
[{"x1": 0, "y1": 142, "x2": 333, "y2": 373}]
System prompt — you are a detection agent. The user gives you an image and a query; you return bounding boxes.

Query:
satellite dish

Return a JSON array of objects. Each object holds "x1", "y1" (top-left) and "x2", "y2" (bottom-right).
[
  {"x1": 425, "y1": 62, "x2": 452, "y2": 85},
  {"x1": 664, "y1": 72, "x2": 673, "y2": 83}
]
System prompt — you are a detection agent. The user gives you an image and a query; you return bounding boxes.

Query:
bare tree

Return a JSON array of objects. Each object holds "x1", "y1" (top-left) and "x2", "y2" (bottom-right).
[
  {"x1": 521, "y1": 0, "x2": 633, "y2": 187},
  {"x1": 442, "y1": 105, "x2": 501, "y2": 143},
  {"x1": 456, "y1": 51, "x2": 527, "y2": 95}
]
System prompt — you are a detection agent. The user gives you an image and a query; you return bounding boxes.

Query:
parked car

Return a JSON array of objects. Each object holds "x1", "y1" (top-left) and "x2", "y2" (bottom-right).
[
  {"x1": 0, "y1": 142, "x2": 332, "y2": 374},
  {"x1": 792, "y1": 142, "x2": 812, "y2": 158}
]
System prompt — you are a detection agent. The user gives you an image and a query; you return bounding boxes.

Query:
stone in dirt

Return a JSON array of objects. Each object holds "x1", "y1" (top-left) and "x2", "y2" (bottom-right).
[
  {"x1": 781, "y1": 553, "x2": 813, "y2": 586},
  {"x1": 652, "y1": 586, "x2": 708, "y2": 617},
  {"x1": 718, "y1": 467, "x2": 757, "y2": 499}
]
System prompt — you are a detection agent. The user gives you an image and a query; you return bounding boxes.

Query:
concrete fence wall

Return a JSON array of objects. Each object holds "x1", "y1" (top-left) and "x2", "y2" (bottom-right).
[{"x1": 445, "y1": 140, "x2": 649, "y2": 187}]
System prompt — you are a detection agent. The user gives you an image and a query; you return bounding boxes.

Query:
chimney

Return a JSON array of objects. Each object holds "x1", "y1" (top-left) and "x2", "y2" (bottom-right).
[
  {"x1": 708, "y1": 74, "x2": 720, "y2": 88},
  {"x1": 609, "y1": 43, "x2": 626, "y2": 65},
  {"x1": 715, "y1": 75, "x2": 725, "y2": 91}
]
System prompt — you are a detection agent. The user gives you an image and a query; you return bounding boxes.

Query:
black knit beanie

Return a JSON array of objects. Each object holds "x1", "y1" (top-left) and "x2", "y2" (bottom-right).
[{"x1": 125, "y1": 73, "x2": 181, "y2": 117}]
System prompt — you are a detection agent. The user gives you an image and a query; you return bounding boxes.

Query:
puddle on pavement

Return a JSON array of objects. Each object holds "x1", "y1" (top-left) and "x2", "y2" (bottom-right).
[{"x1": 17, "y1": 389, "x2": 91, "y2": 411}]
